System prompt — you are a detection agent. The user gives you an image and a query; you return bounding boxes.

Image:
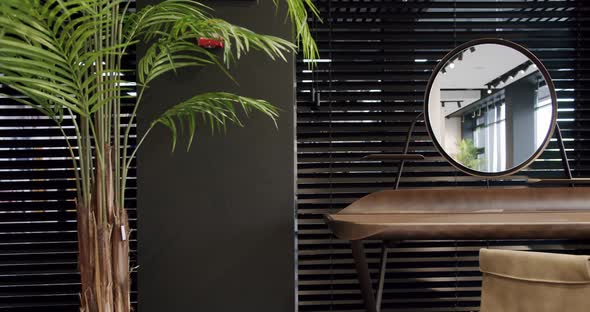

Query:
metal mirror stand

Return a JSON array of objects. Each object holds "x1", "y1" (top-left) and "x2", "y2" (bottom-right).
[{"x1": 365, "y1": 116, "x2": 589, "y2": 189}]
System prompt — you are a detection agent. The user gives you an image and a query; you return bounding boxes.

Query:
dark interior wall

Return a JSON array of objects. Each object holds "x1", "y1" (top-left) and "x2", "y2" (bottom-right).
[{"x1": 136, "y1": 1, "x2": 296, "y2": 311}]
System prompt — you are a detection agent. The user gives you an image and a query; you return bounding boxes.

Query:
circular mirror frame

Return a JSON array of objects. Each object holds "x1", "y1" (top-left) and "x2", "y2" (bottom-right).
[{"x1": 424, "y1": 38, "x2": 558, "y2": 177}]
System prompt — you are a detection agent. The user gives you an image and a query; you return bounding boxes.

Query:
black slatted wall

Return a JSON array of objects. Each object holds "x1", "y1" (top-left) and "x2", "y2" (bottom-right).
[
  {"x1": 296, "y1": 1, "x2": 590, "y2": 311},
  {"x1": 0, "y1": 3, "x2": 138, "y2": 311}
]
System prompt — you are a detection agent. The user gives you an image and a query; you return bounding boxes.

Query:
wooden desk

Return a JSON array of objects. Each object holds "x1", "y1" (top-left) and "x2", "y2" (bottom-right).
[{"x1": 324, "y1": 187, "x2": 590, "y2": 312}]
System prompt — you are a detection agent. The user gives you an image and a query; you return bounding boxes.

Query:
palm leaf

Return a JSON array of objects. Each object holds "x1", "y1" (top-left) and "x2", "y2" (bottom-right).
[
  {"x1": 124, "y1": 0, "x2": 211, "y2": 43},
  {"x1": 150, "y1": 92, "x2": 279, "y2": 151},
  {"x1": 170, "y1": 17, "x2": 296, "y2": 66},
  {"x1": 0, "y1": 0, "x2": 115, "y2": 116},
  {"x1": 138, "y1": 39, "x2": 224, "y2": 85},
  {"x1": 281, "y1": 0, "x2": 320, "y2": 61},
  {"x1": 129, "y1": 6, "x2": 296, "y2": 68},
  {"x1": 127, "y1": 0, "x2": 318, "y2": 62}
]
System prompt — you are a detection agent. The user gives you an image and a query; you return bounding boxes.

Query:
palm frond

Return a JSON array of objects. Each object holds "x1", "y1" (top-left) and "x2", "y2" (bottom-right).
[
  {"x1": 150, "y1": 92, "x2": 279, "y2": 151},
  {"x1": 124, "y1": 0, "x2": 210, "y2": 43},
  {"x1": 281, "y1": 0, "x2": 321, "y2": 61},
  {"x1": 127, "y1": 0, "x2": 318, "y2": 65},
  {"x1": 0, "y1": 7, "x2": 82, "y2": 116},
  {"x1": 170, "y1": 18, "x2": 296, "y2": 66},
  {"x1": 129, "y1": 4, "x2": 296, "y2": 68},
  {"x1": 0, "y1": 0, "x2": 133, "y2": 116},
  {"x1": 138, "y1": 38, "x2": 223, "y2": 85}
]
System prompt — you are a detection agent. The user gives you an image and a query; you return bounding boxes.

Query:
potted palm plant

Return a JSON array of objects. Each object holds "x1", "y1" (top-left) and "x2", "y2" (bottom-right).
[{"x1": 0, "y1": 0, "x2": 318, "y2": 311}]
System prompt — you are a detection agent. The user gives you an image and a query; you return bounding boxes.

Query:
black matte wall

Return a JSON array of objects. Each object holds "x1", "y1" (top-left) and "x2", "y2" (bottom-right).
[{"x1": 136, "y1": 1, "x2": 296, "y2": 311}]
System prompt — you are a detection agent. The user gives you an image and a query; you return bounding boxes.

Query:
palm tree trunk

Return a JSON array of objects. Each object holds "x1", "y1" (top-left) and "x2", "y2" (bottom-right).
[{"x1": 78, "y1": 146, "x2": 131, "y2": 312}]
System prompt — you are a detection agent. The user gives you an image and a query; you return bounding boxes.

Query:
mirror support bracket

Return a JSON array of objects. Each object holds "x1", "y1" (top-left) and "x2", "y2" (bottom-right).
[
  {"x1": 555, "y1": 123, "x2": 575, "y2": 184},
  {"x1": 394, "y1": 112, "x2": 424, "y2": 190}
]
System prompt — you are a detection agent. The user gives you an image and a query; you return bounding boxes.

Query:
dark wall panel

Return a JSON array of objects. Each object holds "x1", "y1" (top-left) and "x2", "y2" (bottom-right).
[
  {"x1": 296, "y1": 1, "x2": 590, "y2": 311},
  {"x1": 136, "y1": 1, "x2": 297, "y2": 312}
]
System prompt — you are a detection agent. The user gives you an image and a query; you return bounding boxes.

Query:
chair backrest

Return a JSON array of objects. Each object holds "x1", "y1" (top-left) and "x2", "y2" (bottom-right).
[{"x1": 479, "y1": 249, "x2": 590, "y2": 312}]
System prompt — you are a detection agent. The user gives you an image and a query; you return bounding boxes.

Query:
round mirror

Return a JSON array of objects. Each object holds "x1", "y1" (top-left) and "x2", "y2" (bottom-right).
[{"x1": 424, "y1": 39, "x2": 557, "y2": 177}]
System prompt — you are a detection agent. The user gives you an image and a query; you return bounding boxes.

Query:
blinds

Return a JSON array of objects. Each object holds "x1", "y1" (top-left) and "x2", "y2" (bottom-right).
[
  {"x1": 0, "y1": 6, "x2": 138, "y2": 312},
  {"x1": 295, "y1": 1, "x2": 589, "y2": 311}
]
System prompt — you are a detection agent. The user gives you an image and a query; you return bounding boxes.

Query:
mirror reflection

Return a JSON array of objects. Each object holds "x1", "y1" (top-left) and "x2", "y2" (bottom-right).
[{"x1": 428, "y1": 43, "x2": 554, "y2": 173}]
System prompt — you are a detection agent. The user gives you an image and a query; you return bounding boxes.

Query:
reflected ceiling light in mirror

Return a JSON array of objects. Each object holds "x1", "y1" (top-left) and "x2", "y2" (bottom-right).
[
  {"x1": 446, "y1": 51, "x2": 467, "y2": 71},
  {"x1": 486, "y1": 60, "x2": 534, "y2": 89}
]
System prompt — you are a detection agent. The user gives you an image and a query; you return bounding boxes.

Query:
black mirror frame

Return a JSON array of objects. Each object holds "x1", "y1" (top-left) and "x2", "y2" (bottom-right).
[{"x1": 424, "y1": 38, "x2": 558, "y2": 177}]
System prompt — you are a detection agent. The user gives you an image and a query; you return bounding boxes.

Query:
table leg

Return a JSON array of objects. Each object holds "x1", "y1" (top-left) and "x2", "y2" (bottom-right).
[
  {"x1": 376, "y1": 243, "x2": 388, "y2": 312},
  {"x1": 351, "y1": 240, "x2": 377, "y2": 312}
]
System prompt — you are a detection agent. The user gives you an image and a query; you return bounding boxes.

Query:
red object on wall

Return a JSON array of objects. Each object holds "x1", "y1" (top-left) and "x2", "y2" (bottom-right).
[{"x1": 198, "y1": 37, "x2": 224, "y2": 49}]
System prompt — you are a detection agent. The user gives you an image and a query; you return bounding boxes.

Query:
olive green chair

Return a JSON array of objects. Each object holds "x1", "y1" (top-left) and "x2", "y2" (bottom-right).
[{"x1": 479, "y1": 249, "x2": 590, "y2": 312}]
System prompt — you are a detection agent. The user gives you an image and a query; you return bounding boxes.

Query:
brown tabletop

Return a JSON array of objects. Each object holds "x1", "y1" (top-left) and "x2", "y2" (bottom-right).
[{"x1": 326, "y1": 211, "x2": 590, "y2": 240}]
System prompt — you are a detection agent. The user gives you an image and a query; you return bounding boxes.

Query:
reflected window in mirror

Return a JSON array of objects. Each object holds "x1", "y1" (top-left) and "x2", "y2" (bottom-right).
[{"x1": 535, "y1": 84, "x2": 552, "y2": 147}]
